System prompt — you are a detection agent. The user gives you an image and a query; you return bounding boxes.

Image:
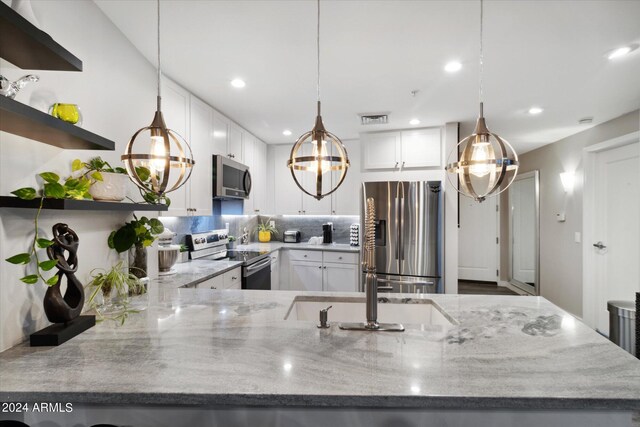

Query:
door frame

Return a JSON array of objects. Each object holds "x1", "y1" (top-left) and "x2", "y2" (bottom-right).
[{"x1": 582, "y1": 131, "x2": 639, "y2": 328}]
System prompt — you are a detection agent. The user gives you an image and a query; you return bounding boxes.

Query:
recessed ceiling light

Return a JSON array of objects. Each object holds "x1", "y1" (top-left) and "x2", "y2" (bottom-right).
[
  {"x1": 409, "y1": 118, "x2": 420, "y2": 125},
  {"x1": 608, "y1": 46, "x2": 632, "y2": 60},
  {"x1": 444, "y1": 61, "x2": 462, "y2": 73},
  {"x1": 528, "y1": 107, "x2": 543, "y2": 115},
  {"x1": 230, "y1": 78, "x2": 246, "y2": 88},
  {"x1": 282, "y1": 130, "x2": 292, "y2": 136}
]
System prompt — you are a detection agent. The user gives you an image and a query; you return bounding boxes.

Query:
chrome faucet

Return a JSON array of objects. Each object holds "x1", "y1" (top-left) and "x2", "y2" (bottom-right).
[{"x1": 340, "y1": 198, "x2": 404, "y2": 332}]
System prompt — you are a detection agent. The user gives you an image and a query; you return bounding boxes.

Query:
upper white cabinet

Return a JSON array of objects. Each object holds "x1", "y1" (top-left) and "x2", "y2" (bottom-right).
[
  {"x1": 213, "y1": 112, "x2": 244, "y2": 163},
  {"x1": 187, "y1": 95, "x2": 213, "y2": 216},
  {"x1": 242, "y1": 135, "x2": 268, "y2": 214},
  {"x1": 159, "y1": 77, "x2": 190, "y2": 216},
  {"x1": 272, "y1": 144, "x2": 304, "y2": 214},
  {"x1": 361, "y1": 128, "x2": 441, "y2": 170}
]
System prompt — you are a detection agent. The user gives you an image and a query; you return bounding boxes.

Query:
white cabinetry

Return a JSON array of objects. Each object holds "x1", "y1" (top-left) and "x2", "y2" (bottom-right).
[
  {"x1": 213, "y1": 112, "x2": 243, "y2": 162},
  {"x1": 186, "y1": 95, "x2": 213, "y2": 216},
  {"x1": 243, "y1": 135, "x2": 268, "y2": 214},
  {"x1": 194, "y1": 267, "x2": 241, "y2": 290},
  {"x1": 361, "y1": 128, "x2": 441, "y2": 170},
  {"x1": 287, "y1": 250, "x2": 359, "y2": 292},
  {"x1": 270, "y1": 251, "x2": 280, "y2": 290},
  {"x1": 228, "y1": 123, "x2": 244, "y2": 162},
  {"x1": 272, "y1": 144, "x2": 303, "y2": 214},
  {"x1": 196, "y1": 275, "x2": 224, "y2": 290}
]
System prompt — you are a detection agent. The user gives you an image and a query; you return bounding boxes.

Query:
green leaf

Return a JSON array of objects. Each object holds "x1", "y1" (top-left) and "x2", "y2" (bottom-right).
[
  {"x1": 107, "y1": 231, "x2": 116, "y2": 249},
  {"x1": 46, "y1": 276, "x2": 59, "y2": 286},
  {"x1": 142, "y1": 238, "x2": 154, "y2": 247},
  {"x1": 44, "y1": 182, "x2": 65, "y2": 199},
  {"x1": 113, "y1": 225, "x2": 137, "y2": 253},
  {"x1": 149, "y1": 218, "x2": 164, "y2": 234},
  {"x1": 36, "y1": 238, "x2": 54, "y2": 248},
  {"x1": 163, "y1": 195, "x2": 171, "y2": 207},
  {"x1": 38, "y1": 259, "x2": 58, "y2": 271},
  {"x1": 134, "y1": 223, "x2": 147, "y2": 236},
  {"x1": 91, "y1": 171, "x2": 103, "y2": 182},
  {"x1": 88, "y1": 157, "x2": 106, "y2": 171},
  {"x1": 82, "y1": 192, "x2": 93, "y2": 200},
  {"x1": 5, "y1": 253, "x2": 31, "y2": 265},
  {"x1": 142, "y1": 192, "x2": 157, "y2": 204},
  {"x1": 39, "y1": 172, "x2": 60, "y2": 184},
  {"x1": 20, "y1": 275, "x2": 39, "y2": 285},
  {"x1": 71, "y1": 159, "x2": 84, "y2": 172},
  {"x1": 65, "y1": 178, "x2": 79, "y2": 189},
  {"x1": 11, "y1": 187, "x2": 37, "y2": 200},
  {"x1": 135, "y1": 166, "x2": 150, "y2": 182},
  {"x1": 114, "y1": 167, "x2": 127, "y2": 174}
]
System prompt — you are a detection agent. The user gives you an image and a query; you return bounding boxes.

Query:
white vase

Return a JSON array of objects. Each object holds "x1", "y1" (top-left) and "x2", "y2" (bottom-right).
[
  {"x1": 89, "y1": 172, "x2": 129, "y2": 202},
  {"x1": 11, "y1": 0, "x2": 40, "y2": 28}
]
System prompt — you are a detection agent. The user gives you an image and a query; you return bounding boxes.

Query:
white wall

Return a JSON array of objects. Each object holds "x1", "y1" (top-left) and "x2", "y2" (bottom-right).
[{"x1": 0, "y1": 0, "x2": 161, "y2": 351}]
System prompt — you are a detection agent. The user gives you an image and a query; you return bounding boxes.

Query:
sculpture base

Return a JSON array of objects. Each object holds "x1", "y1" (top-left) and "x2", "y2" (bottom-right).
[
  {"x1": 339, "y1": 322, "x2": 405, "y2": 332},
  {"x1": 30, "y1": 315, "x2": 95, "y2": 346}
]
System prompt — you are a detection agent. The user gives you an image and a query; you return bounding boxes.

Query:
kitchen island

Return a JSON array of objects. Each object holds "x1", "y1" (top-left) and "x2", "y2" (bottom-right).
[{"x1": 1, "y1": 286, "x2": 639, "y2": 427}]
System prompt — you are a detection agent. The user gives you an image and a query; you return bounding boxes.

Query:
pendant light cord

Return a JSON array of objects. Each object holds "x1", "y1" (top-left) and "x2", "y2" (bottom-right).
[
  {"x1": 479, "y1": 0, "x2": 484, "y2": 109},
  {"x1": 316, "y1": 0, "x2": 321, "y2": 114},
  {"x1": 156, "y1": 0, "x2": 161, "y2": 110}
]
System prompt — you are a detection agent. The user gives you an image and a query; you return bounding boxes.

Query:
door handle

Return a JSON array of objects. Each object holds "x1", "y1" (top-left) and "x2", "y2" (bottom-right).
[{"x1": 593, "y1": 241, "x2": 606, "y2": 249}]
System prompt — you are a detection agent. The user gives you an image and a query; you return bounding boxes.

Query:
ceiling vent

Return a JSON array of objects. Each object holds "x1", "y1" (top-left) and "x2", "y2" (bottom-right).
[{"x1": 359, "y1": 113, "x2": 389, "y2": 125}]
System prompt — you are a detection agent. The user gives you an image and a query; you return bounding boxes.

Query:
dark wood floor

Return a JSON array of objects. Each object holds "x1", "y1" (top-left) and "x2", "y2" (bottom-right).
[{"x1": 458, "y1": 280, "x2": 519, "y2": 295}]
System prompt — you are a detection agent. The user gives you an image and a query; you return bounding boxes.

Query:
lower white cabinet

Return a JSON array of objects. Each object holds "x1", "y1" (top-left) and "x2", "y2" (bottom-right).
[
  {"x1": 194, "y1": 267, "x2": 241, "y2": 290},
  {"x1": 287, "y1": 250, "x2": 359, "y2": 292},
  {"x1": 196, "y1": 275, "x2": 224, "y2": 290}
]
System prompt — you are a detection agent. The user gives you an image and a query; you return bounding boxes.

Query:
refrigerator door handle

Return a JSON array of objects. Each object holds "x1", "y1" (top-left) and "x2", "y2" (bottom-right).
[
  {"x1": 398, "y1": 182, "x2": 406, "y2": 261},
  {"x1": 377, "y1": 278, "x2": 435, "y2": 286},
  {"x1": 394, "y1": 197, "x2": 400, "y2": 260}
]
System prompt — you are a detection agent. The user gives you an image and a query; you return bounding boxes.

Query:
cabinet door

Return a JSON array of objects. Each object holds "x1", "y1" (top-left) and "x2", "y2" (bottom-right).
[
  {"x1": 400, "y1": 128, "x2": 441, "y2": 168},
  {"x1": 361, "y1": 131, "x2": 400, "y2": 170},
  {"x1": 242, "y1": 134, "x2": 255, "y2": 215},
  {"x1": 223, "y1": 267, "x2": 241, "y2": 289},
  {"x1": 270, "y1": 258, "x2": 279, "y2": 290},
  {"x1": 332, "y1": 139, "x2": 360, "y2": 215},
  {"x1": 188, "y1": 95, "x2": 213, "y2": 216},
  {"x1": 301, "y1": 172, "x2": 332, "y2": 214},
  {"x1": 160, "y1": 77, "x2": 190, "y2": 216},
  {"x1": 323, "y1": 262, "x2": 359, "y2": 292},
  {"x1": 228, "y1": 123, "x2": 244, "y2": 162},
  {"x1": 273, "y1": 144, "x2": 302, "y2": 215},
  {"x1": 213, "y1": 112, "x2": 230, "y2": 156},
  {"x1": 252, "y1": 140, "x2": 268, "y2": 214},
  {"x1": 196, "y1": 275, "x2": 224, "y2": 290},
  {"x1": 289, "y1": 260, "x2": 323, "y2": 291}
]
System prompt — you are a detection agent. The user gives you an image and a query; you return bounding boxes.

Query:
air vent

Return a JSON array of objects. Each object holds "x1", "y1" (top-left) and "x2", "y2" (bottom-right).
[{"x1": 360, "y1": 113, "x2": 389, "y2": 125}]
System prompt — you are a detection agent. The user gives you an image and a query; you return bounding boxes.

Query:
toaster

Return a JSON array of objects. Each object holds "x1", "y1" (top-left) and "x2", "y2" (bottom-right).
[{"x1": 283, "y1": 230, "x2": 301, "y2": 243}]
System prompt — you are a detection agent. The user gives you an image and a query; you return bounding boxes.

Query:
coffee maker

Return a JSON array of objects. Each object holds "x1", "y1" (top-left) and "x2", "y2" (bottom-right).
[{"x1": 322, "y1": 222, "x2": 333, "y2": 244}]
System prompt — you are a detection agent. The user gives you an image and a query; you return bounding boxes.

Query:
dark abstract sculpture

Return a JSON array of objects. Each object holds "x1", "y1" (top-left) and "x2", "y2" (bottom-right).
[{"x1": 43, "y1": 223, "x2": 84, "y2": 323}]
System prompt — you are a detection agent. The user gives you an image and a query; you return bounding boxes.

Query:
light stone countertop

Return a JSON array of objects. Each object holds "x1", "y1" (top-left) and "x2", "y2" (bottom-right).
[
  {"x1": 1, "y1": 289, "x2": 639, "y2": 410},
  {"x1": 152, "y1": 259, "x2": 243, "y2": 289}
]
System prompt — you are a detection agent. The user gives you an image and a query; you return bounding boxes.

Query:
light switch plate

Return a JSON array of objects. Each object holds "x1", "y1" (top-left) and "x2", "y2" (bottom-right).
[
  {"x1": 269, "y1": 220, "x2": 275, "y2": 228},
  {"x1": 574, "y1": 232, "x2": 581, "y2": 243},
  {"x1": 556, "y1": 213, "x2": 566, "y2": 222}
]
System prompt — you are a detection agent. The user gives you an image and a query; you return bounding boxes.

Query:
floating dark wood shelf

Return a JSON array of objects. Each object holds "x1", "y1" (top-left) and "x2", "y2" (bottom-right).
[
  {"x1": 0, "y1": 2, "x2": 82, "y2": 71},
  {"x1": 0, "y1": 96, "x2": 115, "y2": 150},
  {"x1": 0, "y1": 196, "x2": 168, "y2": 212}
]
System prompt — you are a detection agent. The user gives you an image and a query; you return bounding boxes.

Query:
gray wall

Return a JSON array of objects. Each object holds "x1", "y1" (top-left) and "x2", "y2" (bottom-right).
[{"x1": 500, "y1": 110, "x2": 639, "y2": 317}]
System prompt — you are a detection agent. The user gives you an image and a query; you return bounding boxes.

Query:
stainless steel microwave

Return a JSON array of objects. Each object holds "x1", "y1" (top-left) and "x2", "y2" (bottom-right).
[{"x1": 212, "y1": 155, "x2": 252, "y2": 199}]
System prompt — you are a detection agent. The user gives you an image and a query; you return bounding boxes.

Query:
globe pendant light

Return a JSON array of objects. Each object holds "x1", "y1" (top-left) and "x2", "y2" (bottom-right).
[
  {"x1": 446, "y1": 0, "x2": 518, "y2": 203},
  {"x1": 287, "y1": 0, "x2": 350, "y2": 201},
  {"x1": 121, "y1": 0, "x2": 195, "y2": 200}
]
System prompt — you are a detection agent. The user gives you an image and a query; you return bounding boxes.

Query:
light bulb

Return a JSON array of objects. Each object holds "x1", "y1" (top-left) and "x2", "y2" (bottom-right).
[
  {"x1": 150, "y1": 135, "x2": 167, "y2": 175},
  {"x1": 306, "y1": 139, "x2": 331, "y2": 174},
  {"x1": 469, "y1": 142, "x2": 492, "y2": 178}
]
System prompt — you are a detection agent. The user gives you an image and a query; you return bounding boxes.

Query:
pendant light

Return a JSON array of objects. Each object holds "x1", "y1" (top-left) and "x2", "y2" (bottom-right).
[
  {"x1": 121, "y1": 0, "x2": 195, "y2": 199},
  {"x1": 287, "y1": 0, "x2": 350, "y2": 201},
  {"x1": 446, "y1": 0, "x2": 518, "y2": 203}
]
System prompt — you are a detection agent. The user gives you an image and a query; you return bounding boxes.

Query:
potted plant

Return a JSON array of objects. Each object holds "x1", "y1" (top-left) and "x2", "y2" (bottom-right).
[
  {"x1": 257, "y1": 218, "x2": 278, "y2": 243},
  {"x1": 85, "y1": 261, "x2": 144, "y2": 325},
  {"x1": 72, "y1": 157, "x2": 130, "y2": 202},
  {"x1": 178, "y1": 244, "x2": 189, "y2": 263},
  {"x1": 108, "y1": 215, "x2": 164, "y2": 279},
  {"x1": 227, "y1": 236, "x2": 237, "y2": 249}
]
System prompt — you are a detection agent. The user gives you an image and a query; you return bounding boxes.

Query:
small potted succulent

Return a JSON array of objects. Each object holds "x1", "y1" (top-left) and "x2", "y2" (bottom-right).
[
  {"x1": 256, "y1": 218, "x2": 278, "y2": 243},
  {"x1": 72, "y1": 157, "x2": 129, "y2": 202},
  {"x1": 227, "y1": 236, "x2": 237, "y2": 250}
]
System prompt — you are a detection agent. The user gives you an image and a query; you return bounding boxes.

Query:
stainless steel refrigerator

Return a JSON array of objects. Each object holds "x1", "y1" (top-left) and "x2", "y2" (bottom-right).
[{"x1": 361, "y1": 181, "x2": 442, "y2": 293}]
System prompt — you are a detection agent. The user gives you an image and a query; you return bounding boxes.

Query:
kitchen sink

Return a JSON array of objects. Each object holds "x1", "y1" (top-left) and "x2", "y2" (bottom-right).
[{"x1": 284, "y1": 295, "x2": 457, "y2": 328}]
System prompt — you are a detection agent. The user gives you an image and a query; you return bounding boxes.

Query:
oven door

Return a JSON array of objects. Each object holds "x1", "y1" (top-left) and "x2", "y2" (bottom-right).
[
  {"x1": 213, "y1": 155, "x2": 252, "y2": 199},
  {"x1": 242, "y1": 257, "x2": 271, "y2": 290}
]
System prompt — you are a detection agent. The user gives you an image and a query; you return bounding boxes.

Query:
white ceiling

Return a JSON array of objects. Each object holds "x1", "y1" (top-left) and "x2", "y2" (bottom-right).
[{"x1": 96, "y1": 0, "x2": 640, "y2": 153}]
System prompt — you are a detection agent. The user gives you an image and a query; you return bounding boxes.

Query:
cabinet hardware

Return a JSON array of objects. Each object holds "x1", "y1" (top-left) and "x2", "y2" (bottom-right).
[
  {"x1": 395, "y1": 162, "x2": 398, "y2": 168},
  {"x1": 211, "y1": 286, "x2": 217, "y2": 289},
  {"x1": 232, "y1": 277, "x2": 237, "y2": 280},
  {"x1": 318, "y1": 266, "x2": 321, "y2": 269},
  {"x1": 338, "y1": 256, "x2": 342, "y2": 260},
  {"x1": 304, "y1": 255, "x2": 308, "y2": 258},
  {"x1": 402, "y1": 161, "x2": 405, "y2": 168}
]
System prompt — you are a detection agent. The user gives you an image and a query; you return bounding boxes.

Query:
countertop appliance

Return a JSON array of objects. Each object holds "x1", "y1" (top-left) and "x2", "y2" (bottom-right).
[
  {"x1": 158, "y1": 227, "x2": 179, "y2": 275},
  {"x1": 212, "y1": 155, "x2": 252, "y2": 200},
  {"x1": 361, "y1": 181, "x2": 442, "y2": 293},
  {"x1": 187, "y1": 230, "x2": 271, "y2": 290},
  {"x1": 283, "y1": 230, "x2": 301, "y2": 243},
  {"x1": 322, "y1": 222, "x2": 333, "y2": 244}
]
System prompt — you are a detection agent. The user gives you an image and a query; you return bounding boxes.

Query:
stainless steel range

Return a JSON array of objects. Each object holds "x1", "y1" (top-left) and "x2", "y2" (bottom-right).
[{"x1": 187, "y1": 230, "x2": 271, "y2": 290}]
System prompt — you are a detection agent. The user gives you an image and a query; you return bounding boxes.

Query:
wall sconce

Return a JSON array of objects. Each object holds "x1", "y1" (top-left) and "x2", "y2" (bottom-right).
[{"x1": 560, "y1": 172, "x2": 575, "y2": 193}]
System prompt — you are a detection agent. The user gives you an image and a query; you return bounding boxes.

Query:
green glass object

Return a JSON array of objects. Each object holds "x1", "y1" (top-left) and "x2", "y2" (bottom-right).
[{"x1": 49, "y1": 103, "x2": 82, "y2": 126}]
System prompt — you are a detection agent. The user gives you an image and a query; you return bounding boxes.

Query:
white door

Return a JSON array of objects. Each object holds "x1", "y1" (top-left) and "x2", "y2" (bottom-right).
[
  {"x1": 400, "y1": 128, "x2": 441, "y2": 168},
  {"x1": 593, "y1": 142, "x2": 640, "y2": 334},
  {"x1": 273, "y1": 144, "x2": 302, "y2": 215},
  {"x1": 188, "y1": 95, "x2": 213, "y2": 216},
  {"x1": 323, "y1": 263, "x2": 358, "y2": 292},
  {"x1": 361, "y1": 132, "x2": 400, "y2": 170},
  {"x1": 289, "y1": 261, "x2": 323, "y2": 291},
  {"x1": 458, "y1": 196, "x2": 498, "y2": 282}
]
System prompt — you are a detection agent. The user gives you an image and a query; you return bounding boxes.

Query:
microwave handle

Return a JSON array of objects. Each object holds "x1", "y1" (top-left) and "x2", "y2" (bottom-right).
[{"x1": 243, "y1": 169, "x2": 252, "y2": 196}]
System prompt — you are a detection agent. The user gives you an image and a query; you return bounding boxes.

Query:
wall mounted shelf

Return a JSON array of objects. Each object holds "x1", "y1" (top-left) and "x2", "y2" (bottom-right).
[
  {"x1": 0, "y1": 2, "x2": 82, "y2": 71},
  {"x1": 0, "y1": 196, "x2": 168, "y2": 212},
  {"x1": 0, "y1": 97, "x2": 115, "y2": 150}
]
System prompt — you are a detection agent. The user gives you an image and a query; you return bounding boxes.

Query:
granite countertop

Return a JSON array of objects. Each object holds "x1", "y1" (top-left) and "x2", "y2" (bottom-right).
[
  {"x1": 1, "y1": 289, "x2": 639, "y2": 410},
  {"x1": 152, "y1": 259, "x2": 243, "y2": 289},
  {"x1": 236, "y1": 241, "x2": 359, "y2": 253}
]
